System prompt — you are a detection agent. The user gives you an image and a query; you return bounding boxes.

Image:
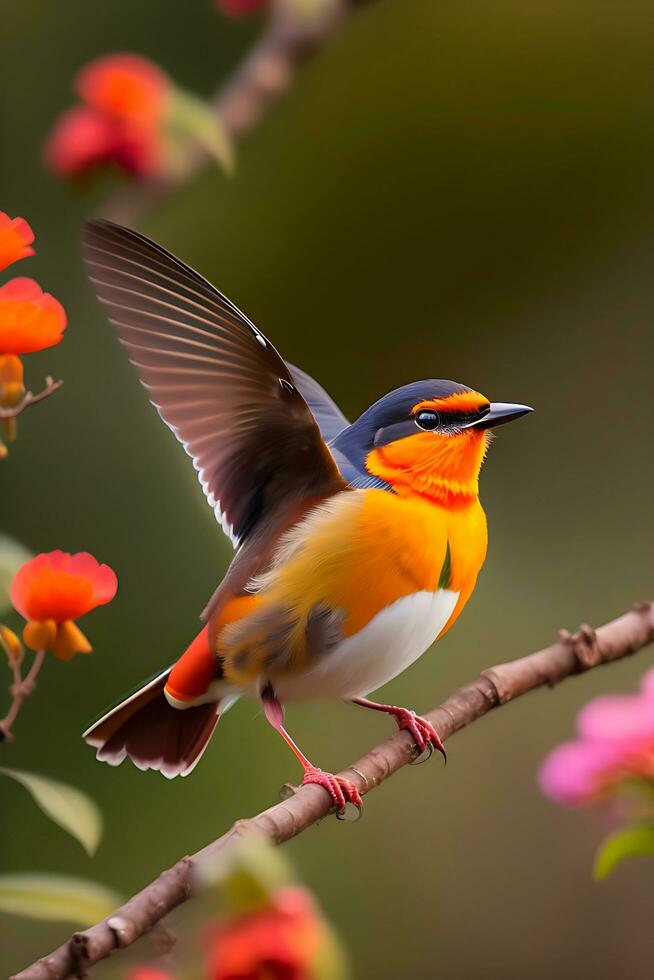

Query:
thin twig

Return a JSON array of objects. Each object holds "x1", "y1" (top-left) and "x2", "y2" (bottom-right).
[
  {"x1": 0, "y1": 378, "x2": 63, "y2": 421},
  {"x1": 0, "y1": 650, "x2": 47, "y2": 743},
  {"x1": 13, "y1": 601, "x2": 654, "y2": 980},
  {"x1": 104, "y1": 0, "x2": 371, "y2": 224}
]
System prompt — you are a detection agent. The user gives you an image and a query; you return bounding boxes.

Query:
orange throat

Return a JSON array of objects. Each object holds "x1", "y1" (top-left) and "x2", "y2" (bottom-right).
[{"x1": 366, "y1": 429, "x2": 490, "y2": 508}]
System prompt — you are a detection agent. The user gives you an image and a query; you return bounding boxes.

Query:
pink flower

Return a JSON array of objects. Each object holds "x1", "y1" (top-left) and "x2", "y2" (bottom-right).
[{"x1": 539, "y1": 669, "x2": 654, "y2": 806}]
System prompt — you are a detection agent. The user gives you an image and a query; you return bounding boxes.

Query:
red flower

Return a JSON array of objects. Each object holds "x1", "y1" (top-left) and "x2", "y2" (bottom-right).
[
  {"x1": 77, "y1": 54, "x2": 168, "y2": 122},
  {"x1": 45, "y1": 106, "x2": 160, "y2": 179},
  {"x1": 10, "y1": 551, "x2": 118, "y2": 660},
  {"x1": 216, "y1": 0, "x2": 270, "y2": 16},
  {"x1": 0, "y1": 278, "x2": 67, "y2": 356},
  {"x1": 44, "y1": 54, "x2": 170, "y2": 180},
  {"x1": 206, "y1": 887, "x2": 325, "y2": 980},
  {"x1": 46, "y1": 107, "x2": 124, "y2": 178},
  {"x1": 0, "y1": 213, "x2": 35, "y2": 272},
  {"x1": 124, "y1": 970, "x2": 174, "y2": 980}
]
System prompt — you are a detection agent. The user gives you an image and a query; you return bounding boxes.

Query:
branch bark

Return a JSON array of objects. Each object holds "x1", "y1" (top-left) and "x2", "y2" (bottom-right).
[
  {"x1": 104, "y1": 0, "x2": 372, "y2": 224},
  {"x1": 13, "y1": 600, "x2": 654, "y2": 980},
  {"x1": 0, "y1": 378, "x2": 63, "y2": 421},
  {"x1": 0, "y1": 649, "x2": 47, "y2": 743}
]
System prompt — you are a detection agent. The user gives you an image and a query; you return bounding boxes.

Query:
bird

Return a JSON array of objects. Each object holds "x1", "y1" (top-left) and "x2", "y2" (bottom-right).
[{"x1": 81, "y1": 219, "x2": 532, "y2": 817}]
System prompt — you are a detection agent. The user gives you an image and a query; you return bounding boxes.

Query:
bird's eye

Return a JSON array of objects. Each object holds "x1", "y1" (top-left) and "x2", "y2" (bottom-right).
[{"x1": 415, "y1": 410, "x2": 440, "y2": 431}]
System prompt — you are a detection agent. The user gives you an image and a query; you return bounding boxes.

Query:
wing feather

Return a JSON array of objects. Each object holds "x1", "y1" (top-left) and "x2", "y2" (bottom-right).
[
  {"x1": 83, "y1": 220, "x2": 345, "y2": 548},
  {"x1": 286, "y1": 363, "x2": 349, "y2": 445}
]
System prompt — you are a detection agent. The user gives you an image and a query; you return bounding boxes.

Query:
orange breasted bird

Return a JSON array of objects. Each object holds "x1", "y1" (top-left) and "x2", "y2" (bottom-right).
[{"x1": 82, "y1": 220, "x2": 532, "y2": 816}]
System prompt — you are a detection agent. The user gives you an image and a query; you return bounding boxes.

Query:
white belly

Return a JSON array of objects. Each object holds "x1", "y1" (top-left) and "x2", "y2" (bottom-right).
[{"x1": 273, "y1": 588, "x2": 459, "y2": 702}]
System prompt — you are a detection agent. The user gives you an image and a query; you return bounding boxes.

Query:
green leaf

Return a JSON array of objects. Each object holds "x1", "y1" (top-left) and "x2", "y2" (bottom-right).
[
  {"x1": 167, "y1": 88, "x2": 235, "y2": 176},
  {"x1": 0, "y1": 874, "x2": 121, "y2": 925},
  {"x1": 594, "y1": 821, "x2": 654, "y2": 879},
  {"x1": 0, "y1": 535, "x2": 32, "y2": 616},
  {"x1": 0, "y1": 767, "x2": 103, "y2": 856}
]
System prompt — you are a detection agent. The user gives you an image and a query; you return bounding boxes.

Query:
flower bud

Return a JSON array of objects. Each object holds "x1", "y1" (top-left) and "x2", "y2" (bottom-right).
[
  {"x1": 0, "y1": 624, "x2": 22, "y2": 661},
  {"x1": 23, "y1": 619, "x2": 57, "y2": 652},
  {"x1": 0, "y1": 356, "x2": 25, "y2": 443},
  {"x1": 0, "y1": 354, "x2": 25, "y2": 401},
  {"x1": 52, "y1": 620, "x2": 93, "y2": 660}
]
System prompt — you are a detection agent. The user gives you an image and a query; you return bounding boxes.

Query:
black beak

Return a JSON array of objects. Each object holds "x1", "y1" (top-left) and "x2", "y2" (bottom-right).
[{"x1": 468, "y1": 402, "x2": 533, "y2": 430}]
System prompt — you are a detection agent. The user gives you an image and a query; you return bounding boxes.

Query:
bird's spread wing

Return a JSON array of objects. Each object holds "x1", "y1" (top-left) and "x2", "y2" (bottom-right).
[
  {"x1": 83, "y1": 220, "x2": 346, "y2": 549},
  {"x1": 284, "y1": 364, "x2": 391, "y2": 489},
  {"x1": 285, "y1": 363, "x2": 349, "y2": 445}
]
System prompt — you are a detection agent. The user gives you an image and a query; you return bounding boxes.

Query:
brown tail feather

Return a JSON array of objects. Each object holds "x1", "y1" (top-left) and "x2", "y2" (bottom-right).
[{"x1": 83, "y1": 672, "x2": 221, "y2": 778}]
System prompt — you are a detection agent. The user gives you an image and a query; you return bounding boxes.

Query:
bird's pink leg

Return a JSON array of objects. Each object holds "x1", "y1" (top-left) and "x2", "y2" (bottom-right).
[
  {"x1": 352, "y1": 697, "x2": 447, "y2": 763},
  {"x1": 261, "y1": 689, "x2": 362, "y2": 818}
]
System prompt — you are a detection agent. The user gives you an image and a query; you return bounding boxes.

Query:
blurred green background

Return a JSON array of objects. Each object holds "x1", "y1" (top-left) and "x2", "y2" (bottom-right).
[{"x1": 2, "y1": 0, "x2": 654, "y2": 976}]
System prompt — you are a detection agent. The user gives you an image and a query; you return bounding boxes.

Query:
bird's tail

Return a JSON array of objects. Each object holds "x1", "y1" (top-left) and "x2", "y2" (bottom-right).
[{"x1": 83, "y1": 669, "x2": 223, "y2": 778}]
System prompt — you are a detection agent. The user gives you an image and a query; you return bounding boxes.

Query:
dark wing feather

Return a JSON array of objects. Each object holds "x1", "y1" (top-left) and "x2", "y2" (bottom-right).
[
  {"x1": 285, "y1": 363, "x2": 349, "y2": 445},
  {"x1": 83, "y1": 220, "x2": 346, "y2": 548},
  {"x1": 284, "y1": 364, "x2": 390, "y2": 488}
]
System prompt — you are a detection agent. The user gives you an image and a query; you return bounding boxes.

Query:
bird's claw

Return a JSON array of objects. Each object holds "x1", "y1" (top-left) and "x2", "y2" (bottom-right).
[
  {"x1": 301, "y1": 766, "x2": 363, "y2": 820},
  {"x1": 388, "y1": 707, "x2": 447, "y2": 765},
  {"x1": 411, "y1": 741, "x2": 435, "y2": 766}
]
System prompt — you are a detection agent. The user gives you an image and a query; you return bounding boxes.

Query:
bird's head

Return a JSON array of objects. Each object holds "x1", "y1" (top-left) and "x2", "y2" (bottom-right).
[{"x1": 332, "y1": 380, "x2": 532, "y2": 506}]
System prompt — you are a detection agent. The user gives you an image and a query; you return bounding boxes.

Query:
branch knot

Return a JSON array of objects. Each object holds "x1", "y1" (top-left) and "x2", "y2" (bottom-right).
[{"x1": 558, "y1": 623, "x2": 601, "y2": 670}]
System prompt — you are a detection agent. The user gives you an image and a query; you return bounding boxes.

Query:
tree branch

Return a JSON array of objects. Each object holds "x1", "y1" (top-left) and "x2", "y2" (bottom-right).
[
  {"x1": 0, "y1": 378, "x2": 63, "y2": 421},
  {"x1": 104, "y1": 0, "x2": 372, "y2": 224},
  {"x1": 0, "y1": 649, "x2": 47, "y2": 743},
  {"x1": 13, "y1": 600, "x2": 654, "y2": 980}
]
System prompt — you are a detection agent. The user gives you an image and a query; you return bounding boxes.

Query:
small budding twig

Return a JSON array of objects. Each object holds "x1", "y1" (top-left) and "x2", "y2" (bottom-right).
[
  {"x1": 0, "y1": 642, "x2": 47, "y2": 743},
  {"x1": 13, "y1": 600, "x2": 654, "y2": 980},
  {"x1": 0, "y1": 377, "x2": 63, "y2": 422}
]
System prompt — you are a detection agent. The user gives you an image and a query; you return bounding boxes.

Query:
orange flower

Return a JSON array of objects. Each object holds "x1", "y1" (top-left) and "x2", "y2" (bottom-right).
[
  {"x1": 0, "y1": 278, "x2": 66, "y2": 355},
  {"x1": 10, "y1": 552, "x2": 117, "y2": 660},
  {"x1": 206, "y1": 887, "x2": 327, "y2": 980},
  {"x1": 77, "y1": 54, "x2": 169, "y2": 122},
  {"x1": 0, "y1": 213, "x2": 35, "y2": 272}
]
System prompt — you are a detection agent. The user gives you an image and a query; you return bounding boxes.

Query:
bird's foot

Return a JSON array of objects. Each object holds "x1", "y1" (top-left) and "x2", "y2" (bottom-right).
[
  {"x1": 387, "y1": 706, "x2": 447, "y2": 765},
  {"x1": 301, "y1": 766, "x2": 362, "y2": 821}
]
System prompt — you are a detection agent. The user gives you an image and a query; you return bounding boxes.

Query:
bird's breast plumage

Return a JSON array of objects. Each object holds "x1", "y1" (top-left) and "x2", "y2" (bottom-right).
[{"x1": 217, "y1": 487, "x2": 488, "y2": 697}]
